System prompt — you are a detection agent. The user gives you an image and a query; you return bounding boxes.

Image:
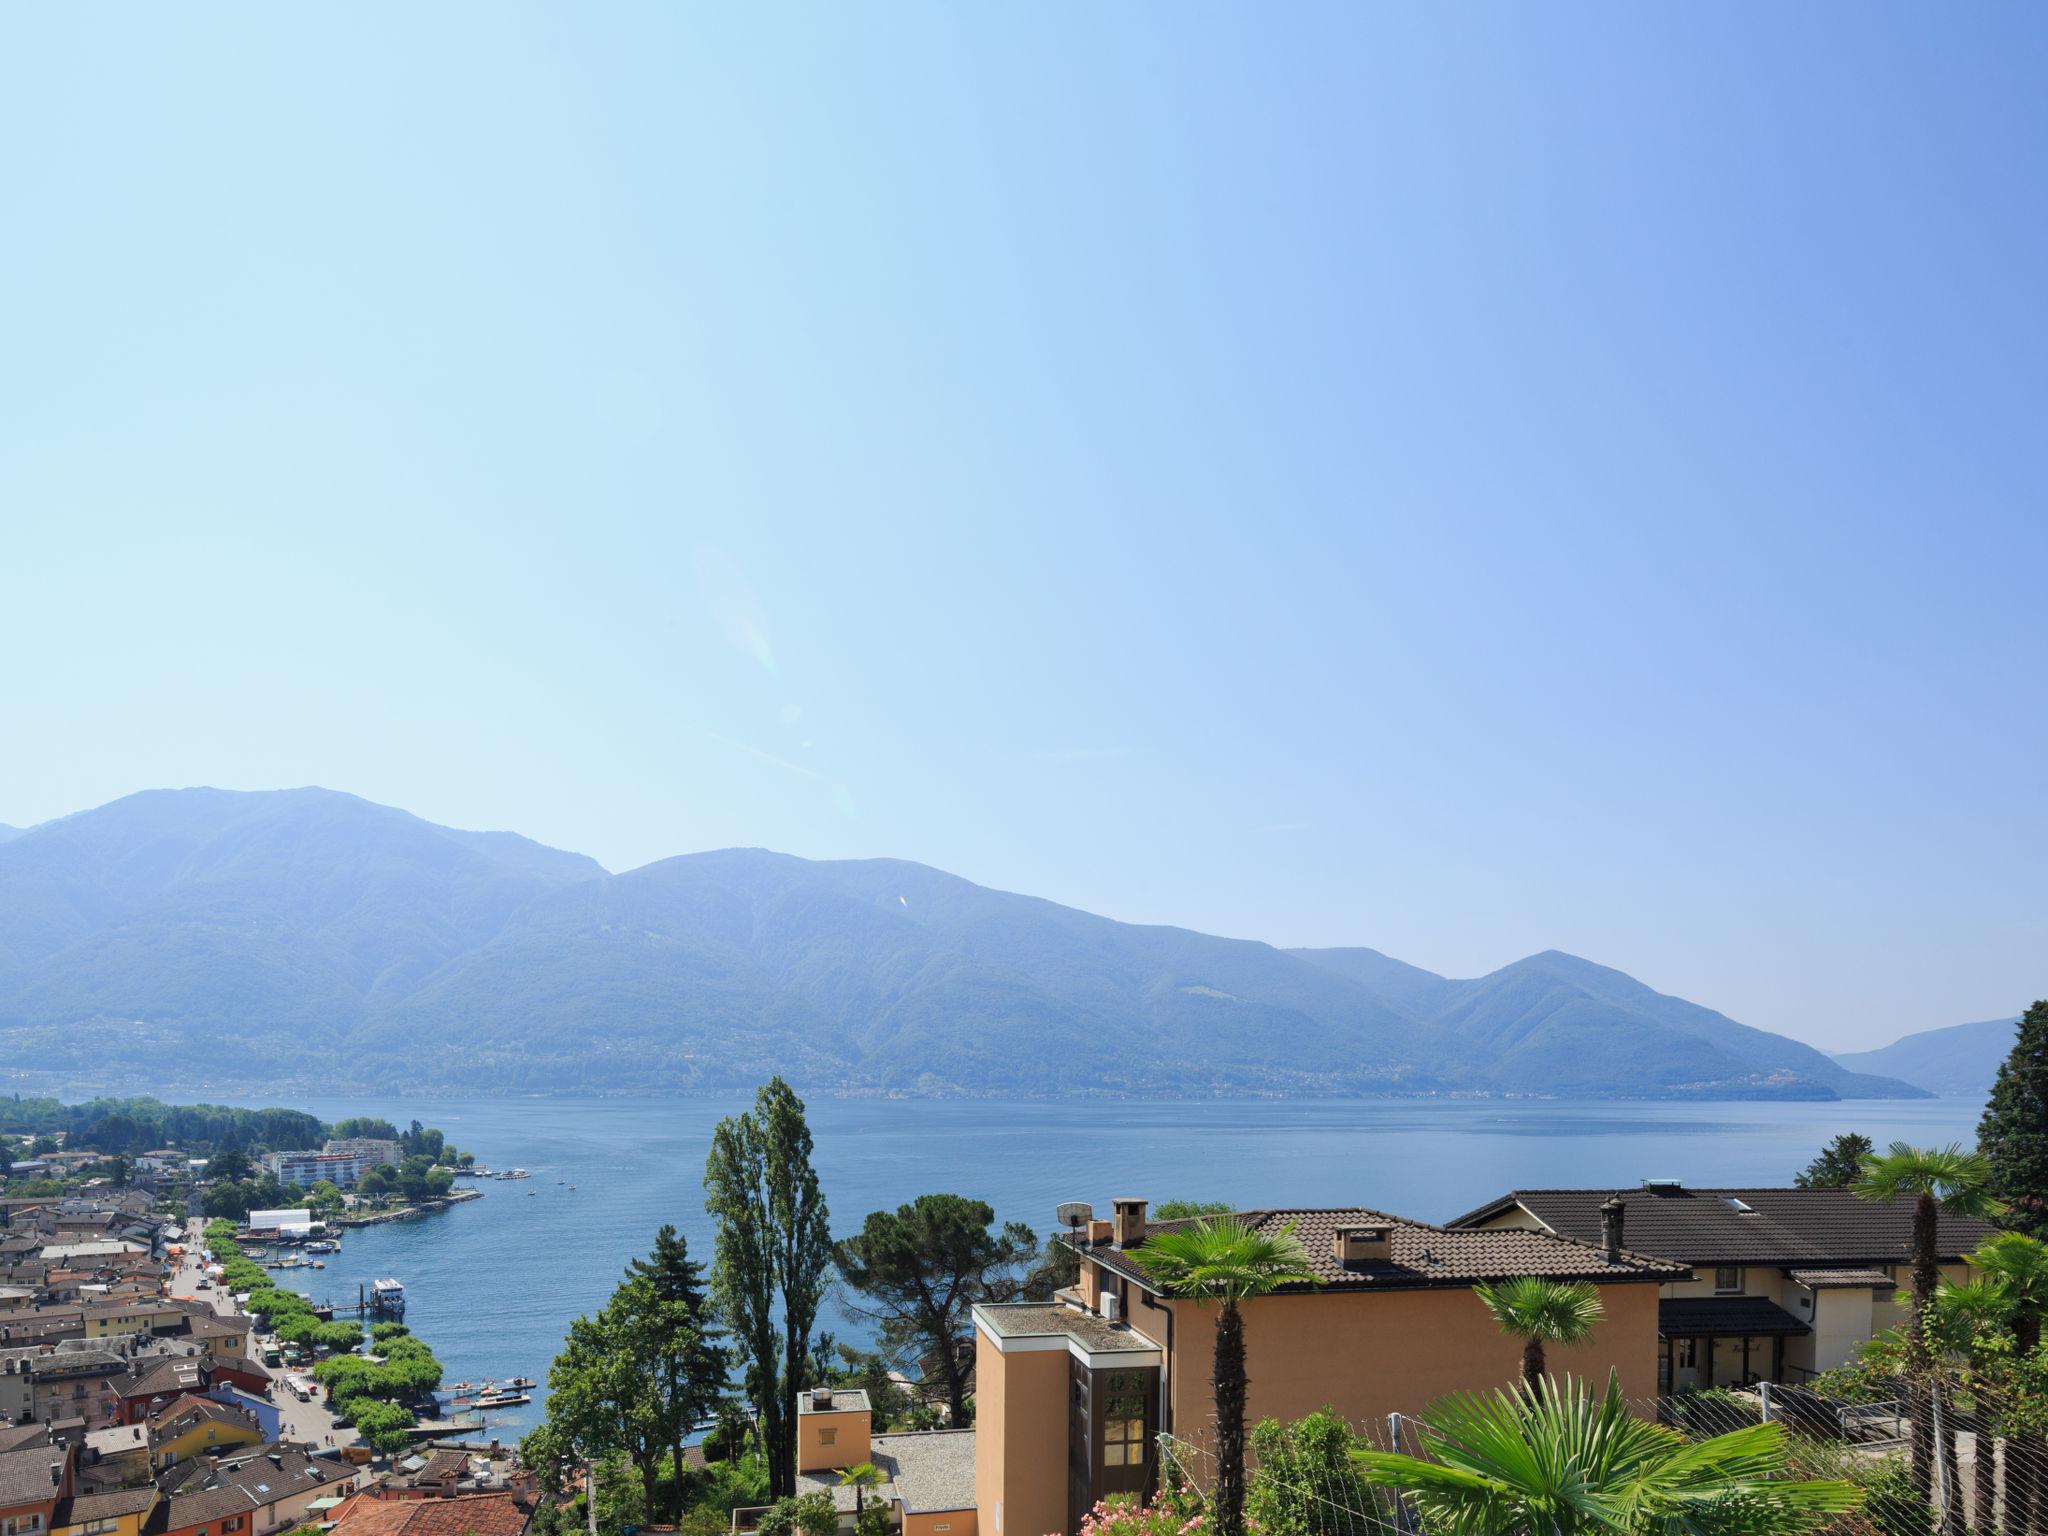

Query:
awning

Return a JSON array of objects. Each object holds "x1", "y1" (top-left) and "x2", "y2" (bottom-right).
[
  {"x1": 1660, "y1": 1297, "x2": 1810, "y2": 1339},
  {"x1": 1786, "y1": 1267, "x2": 1893, "y2": 1289}
]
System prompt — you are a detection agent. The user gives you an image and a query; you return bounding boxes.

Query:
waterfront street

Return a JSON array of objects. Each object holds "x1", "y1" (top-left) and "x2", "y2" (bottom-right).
[{"x1": 172, "y1": 1244, "x2": 362, "y2": 1452}]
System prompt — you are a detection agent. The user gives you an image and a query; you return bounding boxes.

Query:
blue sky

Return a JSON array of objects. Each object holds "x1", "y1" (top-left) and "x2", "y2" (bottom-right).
[{"x1": 1, "y1": 7, "x2": 2042, "y2": 1052}]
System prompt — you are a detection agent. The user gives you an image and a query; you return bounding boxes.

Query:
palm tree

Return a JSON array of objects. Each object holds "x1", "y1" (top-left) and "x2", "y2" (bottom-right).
[
  {"x1": 1472, "y1": 1276, "x2": 1604, "y2": 1395},
  {"x1": 1972, "y1": 1233, "x2": 2048, "y2": 1534},
  {"x1": 1137, "y1": 1215, "x2": 1316, "y2": 1536},
  {"x1": 1354, "y1": 1373, "x2": 1861, "y2": 1536},
  {"x1": 836, "y1": 1461, "x2": 884, "y2": 1519},
  {"x1": 1927, "y1": 1278, "x2": 2013, "y2": 1536},
  {"x1": 1856, "y1": 1141, "x2": 2001, "y2": 1518}
]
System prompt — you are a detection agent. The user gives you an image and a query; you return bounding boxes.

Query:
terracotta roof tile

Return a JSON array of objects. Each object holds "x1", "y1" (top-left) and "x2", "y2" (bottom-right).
[
  {"x1": 1449, "y1": 1187, "x2": 1999, "y2": 1266},
  {"x1": 331, "y1": 1492, "x2": 532, "y2": 1536},
  {"x1": 1075, "y1": 1207, "x2": 1686, "y2": 1293}
]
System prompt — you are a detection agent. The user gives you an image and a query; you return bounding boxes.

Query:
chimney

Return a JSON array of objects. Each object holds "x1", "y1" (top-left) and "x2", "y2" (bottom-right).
[
  {"x1": 810, "y1": 1386, "x2": 832, "y2": 1410},
  {"x1": 1332, "y1": 1224, "x2": 1392, "y2": 1268},
  {"x1": 1112, "y1": 1199, "x2": 1148, "y2": 1249},
  {"x1": 1600, "y1": 1195, "x2": 1625, "y2": 1260},
  {"x1": 1085, "y1": 1218, "x2": 1113, "y2": 1246}
]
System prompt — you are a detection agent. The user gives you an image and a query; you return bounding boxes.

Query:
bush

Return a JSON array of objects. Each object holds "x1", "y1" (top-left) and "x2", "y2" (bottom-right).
[
  {"x1": 370, "y1": 1321, "x2": 410, "y2": 1341},
  {"x1": 695, "y1": 1453, "x2": 769, "y2": 1515},
  {"x1": 1247, "y1": 1410, "x2": 1382, "y2": 1536},
  {"x1": 756, "y1": 1492, "x2": 837, "y2": 1536},
  {"x1": 1670, "y1": 1387, "x2": 1763, "y2": 1434}
]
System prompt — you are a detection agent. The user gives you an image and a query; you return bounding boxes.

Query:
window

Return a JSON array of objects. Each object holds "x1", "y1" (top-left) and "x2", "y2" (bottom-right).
[
  {"x1": 1099, "y1": 1371, "x2": 1148, "y2": 1468},
  {"x1": 817, "y1": 1427, "x2": 837, "y2": 1446},
  {"x1": 1714, "y1": 1267, "x2": 1742, "y2": 1294},
  {"x1": 1676, "y1": 1339, "x2": 1697, "y2": 1368}
]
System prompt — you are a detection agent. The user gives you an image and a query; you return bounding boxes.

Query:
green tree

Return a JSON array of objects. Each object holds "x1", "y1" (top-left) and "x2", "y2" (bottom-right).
[
  {"x1": 1971, "y1": 1231, "x2": 2048, "y2": 1532},
  {"x1": 206, "y1": 1147, "x2": 253, "y2": 1183},
  {"x1": 705, "y1": 1078, "x2": 832, "y2": 1501},
  {"x1": 835, "y1": 1193, "x2": 1038, "y2": 1425},
  {"x1": 535, "y1": 1285, "x2": 670, "y2": 1516},
  {"x1": 1981, "y1": 1001, "x2": 2048, "y2": 1238},
  {"x1": 1855, "y1": 1142, "x2": 2001, "y2": 1513},
  {"x1": 1152, "y1": 1200, "x2": 1237, "y2": 1221},
  {"x1": 835, "y1": 1462, "x2": 884, "y2": 1518},
  {"x1": 1796, "y1": 1131, "x2": 1875, "y2": 1190},
  {"x1": 625, "y1": 1224, "x2": 729, "y2": 1513},
  {"x1": 1925, "y1": 1278, "x2": 2011, "y2": 1536},
  {"x1": 1137, "y1": 1216, "x2": 1316, "y2": 1536},
  {"x1": 1472, "y1": 1277, "x2": 1604, "y2": 1395},
  {"x1": 1020, "y1": 1234, "x2": 1078, "y2": 1301},
  {"x1": 1354, "y1": 1375, "x2": 1861, "y2": 1536}
]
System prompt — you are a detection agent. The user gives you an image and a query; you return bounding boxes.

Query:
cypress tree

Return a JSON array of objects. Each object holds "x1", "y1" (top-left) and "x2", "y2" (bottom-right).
[{"x1": 1980, "y1": 1000, "x2": 2048, "y2": 1237}]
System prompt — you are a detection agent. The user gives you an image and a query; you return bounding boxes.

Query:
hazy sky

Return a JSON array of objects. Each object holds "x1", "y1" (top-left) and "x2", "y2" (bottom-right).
[{"x1": 2, "y1": 8, "x2": 2042, "y2": 1054}]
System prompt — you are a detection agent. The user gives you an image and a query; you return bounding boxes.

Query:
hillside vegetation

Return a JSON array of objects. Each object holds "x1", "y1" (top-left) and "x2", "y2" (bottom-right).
[{"x1": 0, "y1": 787, "x2": 1928, "y2": 1101}]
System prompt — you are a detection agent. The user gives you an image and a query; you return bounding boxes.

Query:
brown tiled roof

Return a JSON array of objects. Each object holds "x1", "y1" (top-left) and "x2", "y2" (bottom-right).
[
  {"x1": 1075, "y1": 1208, "x2": 1687, "y2": 1294},
  {"x1": 55, "y1": 1486, "x2": 160, "y2": 1522},
  {"x1": 0, "y1": 1443, "x2": 68, "y2": 1508},
  {"x1": 0, "y1": 1426, "x2": 51, "y2": 1455},
  {"x1": 125, "y1": 1357, "x2": 209, "y2": 1400},
  {"x1": 165, "y1": 1484, "x2": 259, "y2": 1529},
  {"x1": 330, "y1": 1491, "x2": 531, "y2": 1536},
  {"x1": 1448, "y1": 1187, "x2": 1999, "y2": 1266}
]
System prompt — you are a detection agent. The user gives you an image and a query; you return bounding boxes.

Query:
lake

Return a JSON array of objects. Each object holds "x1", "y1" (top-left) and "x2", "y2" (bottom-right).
[{"x1": 203, "y1": 1092, "x2": 1986, "y2": 1437}]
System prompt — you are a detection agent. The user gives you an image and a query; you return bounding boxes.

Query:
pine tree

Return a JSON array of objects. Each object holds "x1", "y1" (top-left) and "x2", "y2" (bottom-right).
[
  {"x1": 1794, "y1": 1132, "x2": 1873, "y2": 1190},
  {"x1": 1980, "y1": 1000, "x2": 2048, "y2": 1237},
  {"x1": 627, "y1": 1224, "x2": 728, "y2": 1509}
]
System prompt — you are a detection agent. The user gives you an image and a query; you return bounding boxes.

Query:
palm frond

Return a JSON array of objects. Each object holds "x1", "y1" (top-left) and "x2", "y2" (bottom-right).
[
  {"x1": 1134, "y1": 1216, "x2": 1317, "y2": 1304},
  {"x1": 1473, "y1": 1277, "x2": 1604, "y2": 1346},
  {"x1": 1854, "y1": 1141, "x2": 2002, "y2": 1217},
  {"x1": 1355, "y1": 1375, "x2": 1861, "y2": 1536}
]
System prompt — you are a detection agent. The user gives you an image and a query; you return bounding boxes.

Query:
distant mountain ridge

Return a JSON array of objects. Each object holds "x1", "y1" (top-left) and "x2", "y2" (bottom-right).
[
  {"x1": 1833, "y1": 1017, "x2": 2021, "y2": 1099},
  {"x1": 0, "y1": 787, "x2": 1929, "y2": 1101}
]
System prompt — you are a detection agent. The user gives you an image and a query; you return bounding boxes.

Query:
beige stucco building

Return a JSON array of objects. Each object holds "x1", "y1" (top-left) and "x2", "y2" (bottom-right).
[
  {"x1": 1448, "y1": 1182, "x2": 1998, "y2": 1390},
  {"x1": 971, "y1": 1197, "x2": 1684, "y2": 1536}
]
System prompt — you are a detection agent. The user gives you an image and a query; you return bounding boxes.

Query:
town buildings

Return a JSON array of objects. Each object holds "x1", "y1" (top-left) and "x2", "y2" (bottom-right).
[
  {"x1": 1446, "y1": 1181, "x2": 2000, "y2": 1388},
  {"x1": 260, "y1": 1153, "x2": 373, "y2": 1192}
]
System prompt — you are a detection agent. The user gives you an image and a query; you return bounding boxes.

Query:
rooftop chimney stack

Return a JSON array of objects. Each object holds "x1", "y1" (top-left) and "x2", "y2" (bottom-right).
[
  {"x1": 1333, "y1": 1224, "x2": 1393, "y2": 1268},
  {"x1": 1112, "y1": 1198, "x2": 1148, "y2": 1249},
  {"x1": 1600, "y1": 1195, "x2": 1625, "y2": 1260}
]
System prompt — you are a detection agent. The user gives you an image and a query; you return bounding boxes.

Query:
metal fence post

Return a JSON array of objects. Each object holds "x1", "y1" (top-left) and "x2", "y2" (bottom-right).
[
  {"x1": 1388, "y1": 1413, "x2": 1416, "y2": 1535},
  {"x1": 1759, "y1": 1381, "x2": 1771, "y2": 1423}
]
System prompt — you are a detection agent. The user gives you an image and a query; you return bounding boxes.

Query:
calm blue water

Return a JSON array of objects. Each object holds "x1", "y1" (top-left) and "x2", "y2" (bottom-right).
[{"x1": 192, "y1": 1093, "x2": 1985, "y2": 1436}]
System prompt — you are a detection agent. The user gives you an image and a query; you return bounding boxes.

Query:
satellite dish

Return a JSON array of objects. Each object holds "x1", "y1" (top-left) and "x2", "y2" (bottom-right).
[{"x1": 1056, "y1": 1202, "x2": 1094, "y2": 1228}]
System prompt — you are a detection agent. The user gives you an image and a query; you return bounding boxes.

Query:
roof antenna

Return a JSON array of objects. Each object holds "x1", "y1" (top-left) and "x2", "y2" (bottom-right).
[{"x1": 1056, "y1": 1202, "x2": 1093, "y2": 1267}]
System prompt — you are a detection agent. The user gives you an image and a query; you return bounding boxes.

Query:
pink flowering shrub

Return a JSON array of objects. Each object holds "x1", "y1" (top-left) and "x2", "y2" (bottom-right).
[{"x1": 1066, "y1": 1493, "x2": 1210, "y2": 1536}]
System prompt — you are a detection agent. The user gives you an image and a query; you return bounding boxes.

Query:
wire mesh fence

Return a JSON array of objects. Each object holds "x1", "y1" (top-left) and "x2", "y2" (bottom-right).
[{"x1": 1143, "y1": 1371, "x2": 2048, "y2": 1536}]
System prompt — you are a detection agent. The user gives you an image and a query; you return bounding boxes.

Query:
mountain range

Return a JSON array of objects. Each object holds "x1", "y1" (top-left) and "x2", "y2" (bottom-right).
[
  {"x1": 0, "y1": 787, "x2": 1936, "y2": 1101},
  {"x1": 1832, "y1": 1017, "x2": 2022, "y2": 1100}
]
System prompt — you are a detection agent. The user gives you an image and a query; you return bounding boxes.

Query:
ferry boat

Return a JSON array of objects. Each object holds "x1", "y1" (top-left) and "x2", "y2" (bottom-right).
[
  {"x1": 473, "y1": 1391, "x2": 532, "y2": 1409},
  {"x1": 369, "y1": 1277, "x2": 406, "y2": 1316},
  {"x1": 496, "y1": 1168, "x2": 530, "y2": 1181}
]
